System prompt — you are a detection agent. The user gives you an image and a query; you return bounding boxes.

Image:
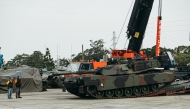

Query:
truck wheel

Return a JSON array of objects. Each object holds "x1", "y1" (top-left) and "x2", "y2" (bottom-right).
[{"x1": 174, "y1": 76, "x2": 183, "y2": 82}]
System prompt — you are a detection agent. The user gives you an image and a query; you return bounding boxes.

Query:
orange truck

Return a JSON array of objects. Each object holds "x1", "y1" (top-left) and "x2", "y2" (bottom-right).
[{"x1": 61, "y1": 61, "x2": 107, "y2": 81}]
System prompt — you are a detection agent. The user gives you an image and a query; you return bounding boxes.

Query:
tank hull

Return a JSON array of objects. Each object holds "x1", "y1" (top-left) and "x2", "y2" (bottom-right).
[{"x1": 64, "y1": 71, "x2": 175, "y2": 98}]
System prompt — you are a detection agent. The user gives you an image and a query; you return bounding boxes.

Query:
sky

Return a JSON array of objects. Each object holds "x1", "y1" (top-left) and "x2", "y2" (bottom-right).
[{"x1": 0, "y1": 0, "x2": 190, "y2": 62}]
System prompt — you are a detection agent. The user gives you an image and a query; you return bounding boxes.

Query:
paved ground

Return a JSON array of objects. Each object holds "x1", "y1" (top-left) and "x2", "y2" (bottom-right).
[{"x1": 0, "y1": 89, "x2": 190, "y2": 109}]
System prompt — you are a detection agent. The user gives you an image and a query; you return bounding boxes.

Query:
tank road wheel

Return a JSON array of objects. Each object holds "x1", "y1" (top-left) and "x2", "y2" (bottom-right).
[
  {"x1": 133, "y1": 87, "x2": 141, "y2": 96},
  {"x1": 88, "y1": 86, "x2": 97, "y2": 93},
  {"x1": 115, "y1": 89, "x2": 123, "y2": 97},
  {"x1": 95, "y1": 91, "x2": 104, "y2": 98},
  {"x1": 151, "y1": 84, "x2": 159, "y2": 91},
  {"x1": 141, "y1": 86, "x2": 149, "y2": 94},
  {"x1": 105, "y1": 90, "x2": 114, "y2": 98},
  {"x1": 124, "y1": 88, "x2": 132, "y2": 97}
]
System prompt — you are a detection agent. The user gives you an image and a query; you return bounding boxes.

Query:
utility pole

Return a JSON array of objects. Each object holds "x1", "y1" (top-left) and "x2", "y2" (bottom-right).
[
  {"x1": 59, "y1": 45, "x2": 60, "y2": 65},
  {"x1": 82, "y1": 44, "x2": 84, "y2": 61},
  {"x1": 103, "y1": 47, "x2": 107, "y2": 62},
  {"x1": 56, "y1": 44, "x2": 61, "y2": 67},
  {"x1": 71, "y1": 45, "x2": 72, "y2": 61},
  {"x1": 112, "y1": 31, "x2": 116, "y2": 50}
]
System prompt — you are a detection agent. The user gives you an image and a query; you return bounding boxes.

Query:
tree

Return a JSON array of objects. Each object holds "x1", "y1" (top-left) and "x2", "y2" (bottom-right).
[
  {"x1": 27, "y1": 51, "x2": 44, "y2": 68},
  {"x1": 5, "y1": 61, "x2": 14, "y2": 69},
  {"x1": 22, "y1": 53, "x2": 30, "y2": 65},
  {"x1": 174, "y1": 46, "x2": 190, "y2": 54},
  {"x1": 12, "y1": 54, "x2": 23, "y2": 67},
  {"x1": 72, "y1": 53, "x2": 81, "y2": 61},
  {"x1": 141, "y1": 45, "x2": 190, "y2": 66},
  {"x1": 4, "y1": 53, "x2": 30, "y2": 68},
  {"x1": 44, "y1": 48, "x2": 55, "y2": 71},
  {"x1": 71, "y1": 54, "x2": 75, "y2": 61},
  {"x1": 73, "y1": 39, "x2": 110, "y2": 61},
  {"x1": 173, "y1": 46, "x2": 190, "y2": 66},
  {"x1": 174, "y1": 53, "x2": 190, "y2": 65},
  {"x1": 59, "y1": 57, "x2": 69, "y2": 66},
  {"x1": 142, "y1": 45, "x2": 175, "y2": 58}
]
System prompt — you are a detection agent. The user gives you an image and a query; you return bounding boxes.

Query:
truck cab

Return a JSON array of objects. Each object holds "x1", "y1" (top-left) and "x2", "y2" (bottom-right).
[
  {"x1": 62, "y1": 61, "x2": 107, "y2": 80},
  {"x1": 66, "y1": 61, "x2": 107, "y2": 72}
]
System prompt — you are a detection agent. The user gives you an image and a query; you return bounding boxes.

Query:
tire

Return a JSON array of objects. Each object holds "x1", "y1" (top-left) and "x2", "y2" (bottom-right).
[{"x1": 174, "y1": 76, "x2": 184, "y2": 82}]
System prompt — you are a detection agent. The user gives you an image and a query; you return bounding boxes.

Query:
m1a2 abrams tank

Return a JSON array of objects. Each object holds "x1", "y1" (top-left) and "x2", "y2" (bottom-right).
[{"x1": 64, "y1": 54, "x2": 175, "y2": 98}]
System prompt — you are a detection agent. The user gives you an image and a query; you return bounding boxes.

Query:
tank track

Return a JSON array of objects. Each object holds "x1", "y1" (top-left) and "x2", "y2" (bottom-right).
[
  {"x1": 66, "y1": 88, "x2": 78, "y2": 96},
  {"x1": 67, "y1": 88, "x2": 88, "y2": 98},
  {"x1": 85, "y1": 82, "x2": 172, "y2": 99}
]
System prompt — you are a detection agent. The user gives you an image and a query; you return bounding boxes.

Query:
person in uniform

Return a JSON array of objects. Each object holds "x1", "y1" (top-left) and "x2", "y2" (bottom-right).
[
  {"x1": 6, "y1": 76, "x2": 13, "y2": 99},
  {"x1": 14, "y1": 74, "x2": 22, "y2": 98}
]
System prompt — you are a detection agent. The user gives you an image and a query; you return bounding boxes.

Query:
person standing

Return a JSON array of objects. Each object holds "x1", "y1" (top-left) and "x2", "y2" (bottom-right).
[
  {"x1": 6, "y1": 76, "x2": 13, "y2": 99},
  {"x1": 14, "y1": 74, "x2": 22, "y2": 98}
]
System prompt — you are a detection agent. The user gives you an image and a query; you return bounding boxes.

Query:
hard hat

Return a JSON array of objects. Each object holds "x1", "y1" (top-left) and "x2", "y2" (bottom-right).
[
  {"x1": 17, "y1": 74, "x2": 20, "y2": 78},
  {"x1": 9, "y1": 76, "x2": 13, "y2": 78}
]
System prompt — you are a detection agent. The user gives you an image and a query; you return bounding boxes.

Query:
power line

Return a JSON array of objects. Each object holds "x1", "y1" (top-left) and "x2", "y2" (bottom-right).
[
  {"x1": 162, "y1": 30, "x2": 190, "y2": 32},
  {"x1": 163, "y1": 19, "x2": 190, "y2": 23},
  {"x1": 146, "y1": 28, "x2": 188, "y2": 43},
  {"x1": 146, "y1": 26, "x2": 190, "y2": 32},
  {"x1": 162, "y1": 24, "x2": 190, "y2": 27},
  {"x1": 148, "y1": 18, "x2": 190, "y2": 24},
  {"x1": 115, "y1": 0, "x2": 135, "y2": 48},
  {"x1": 147, "y1": 23, "x2": 190, "y2": 28},
  {"x1": 163, "y1": 12, "x2": 190, "y2": 17},
  {"x1": 146, "y1": 27, "x2": 190, "y2": 45},
  {"x1": 144, "y1": 33, "x2": 179, "y2": 48},
  {"x1": 145, "y1": 31, "x2": 189, "y2": 47},
  {"x1": 161, "y1": 32, "x2": 190, "y2": 44}
]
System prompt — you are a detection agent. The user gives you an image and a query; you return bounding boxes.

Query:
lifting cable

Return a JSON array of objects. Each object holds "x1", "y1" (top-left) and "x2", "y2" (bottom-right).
[{"x1": 115, "y1": 0, "x2": 135, "y2": 48}]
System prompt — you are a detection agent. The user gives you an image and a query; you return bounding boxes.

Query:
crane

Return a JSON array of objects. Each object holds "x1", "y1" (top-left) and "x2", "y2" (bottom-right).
[{"x1": 111, "y1": 0, "x2": 154, "y2": 59}]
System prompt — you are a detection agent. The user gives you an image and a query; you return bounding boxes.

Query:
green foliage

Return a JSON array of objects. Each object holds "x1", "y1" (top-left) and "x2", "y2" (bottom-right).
[
  {"x1": 142, "y1": 45, "x2": 190, "y2": 66},
  {"x1": 73, "y1": 39, "x2": 110, "y2": 62},
  {"x1": 44, "y1": 48, "x2": 55, "y2": 71},
  {"x1": 5, "y1": 48, "x2": 55, "y2": 70},
  {"x1": 142, "y1": 45, "x2": 175, "y2": 57},
  {"x1": 174, "y1": 53, "x2": 190, "y2": 65},
  {"x1": 59, "y1": 58, "x2": 69, "y2": 66},
  {"x1": 5, "y1": 53, "x2": 30, "y2": 68},
  {"x1": 26, "y1": 51, "x2": 44, "y2": 68},
  {"x1": 174, "y1": 46, "x2": 190, "y2": 54},
  {"x1": 72, "y1": 53, "x2": 81, "y2": 61}
]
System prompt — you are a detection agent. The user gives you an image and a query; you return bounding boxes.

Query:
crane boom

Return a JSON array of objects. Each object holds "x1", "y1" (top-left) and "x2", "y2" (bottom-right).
[
  {"x1": 111, "y1": 0, "x2": 154, "y2": 59},
  {"x1": 155, "y1": 0, "x2": 162, "y2": 56},
  {"x1": 127, "y1": 0, "x2": 154, "y2": 53}
]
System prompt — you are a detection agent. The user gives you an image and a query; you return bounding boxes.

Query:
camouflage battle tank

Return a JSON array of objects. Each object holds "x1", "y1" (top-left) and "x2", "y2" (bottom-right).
[{"x1": 63, "y1": 54, "x2": 175, "y2": 99}]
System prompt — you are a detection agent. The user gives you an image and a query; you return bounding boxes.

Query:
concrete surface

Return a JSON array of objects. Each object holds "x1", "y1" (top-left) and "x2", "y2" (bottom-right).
[{"x1": 0, "y1": 89, "x2": 190, "y2": 109}]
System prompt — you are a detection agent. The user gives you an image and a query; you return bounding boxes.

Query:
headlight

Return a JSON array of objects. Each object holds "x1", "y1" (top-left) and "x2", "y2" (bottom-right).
[
  {"x1": 61, "y1": 75, "x2": 65, "y2": 81},
  {"x1": 77, "y1": 78, "x2": 81, "y2": 84},
  {"x1": 77, "y1": 76, "x2": 83, "y2": 84}
]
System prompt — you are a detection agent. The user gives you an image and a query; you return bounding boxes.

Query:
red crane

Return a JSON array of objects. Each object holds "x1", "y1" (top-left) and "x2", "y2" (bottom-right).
[{"x1": 156, "y1": 0, "x2": 162, "y2": 56}]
